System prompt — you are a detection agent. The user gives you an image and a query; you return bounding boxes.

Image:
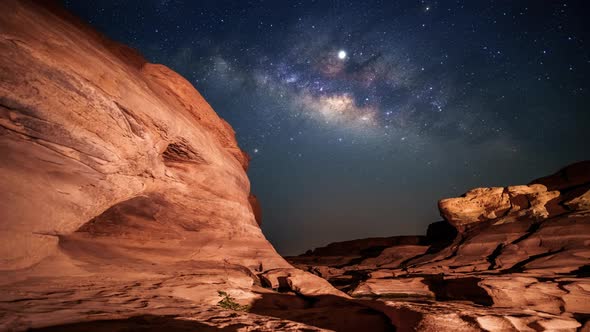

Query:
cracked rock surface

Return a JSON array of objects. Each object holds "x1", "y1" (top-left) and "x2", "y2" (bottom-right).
[{"x1": 288, "y1": 161, "x2": 590, "y2": 331}]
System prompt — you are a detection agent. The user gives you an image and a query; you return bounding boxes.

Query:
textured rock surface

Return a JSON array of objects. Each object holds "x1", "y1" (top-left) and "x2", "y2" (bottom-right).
[
  {"x1": 0, "y1": 0, "x2": 297, "y2": 282},
  {"x1": 0, "y1": 2, "x2": 398, "y2": 331},
  {"x1": 0, "y1": 278, "x2": 331, "y2": 332},
  {"x1": 0, "y1": 0, "x2": 275, "y2": 272},
  {"x1": 2, "y1": 1, "x2": 590, "y2": 331},
  {"x1": 438, "y1": 184, "x2": 563, "y2": 230},
  {"x1": 259, "y1": 268, "x2": 349, "y2": 297},
  {"x1": 288, "y1": 161, "x2": 590, "y2": 331}
]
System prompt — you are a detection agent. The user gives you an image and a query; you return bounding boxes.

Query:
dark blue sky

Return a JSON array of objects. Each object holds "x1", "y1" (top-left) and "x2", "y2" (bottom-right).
[{"x1": 65, "y1": 0, "x2": 589, "y2": 255}]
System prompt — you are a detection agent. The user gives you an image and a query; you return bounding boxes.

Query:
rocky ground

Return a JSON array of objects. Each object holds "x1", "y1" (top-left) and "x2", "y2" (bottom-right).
[
  {"x1": 0, "y1": 1, "x2": 588, "y2": 331},
  {"x1": 288, "y1": 161, "x2": 590, "y2": 331}
]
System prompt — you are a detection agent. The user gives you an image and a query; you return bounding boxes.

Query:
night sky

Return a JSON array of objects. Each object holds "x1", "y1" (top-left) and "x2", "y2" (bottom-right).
[{"x1": 65, "y1": 1, "x2": 589, "y2": 255}]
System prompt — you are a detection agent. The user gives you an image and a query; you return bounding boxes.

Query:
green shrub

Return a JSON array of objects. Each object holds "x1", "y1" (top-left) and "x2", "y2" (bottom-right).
[{"x1": 217, "y1": 291, "x2": 250, "y2": 311}]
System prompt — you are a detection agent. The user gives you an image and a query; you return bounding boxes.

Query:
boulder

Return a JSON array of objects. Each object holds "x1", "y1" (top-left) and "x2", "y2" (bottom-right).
[
  {"x1": 259, "y1": 268, "x2": 349, "y2": 298},
  {"x1": 438, "y1": 184, "x2": 563, "y2": 230},
  {"x1": 351, "y1": 277, "x2": 434, "y2": 299}
]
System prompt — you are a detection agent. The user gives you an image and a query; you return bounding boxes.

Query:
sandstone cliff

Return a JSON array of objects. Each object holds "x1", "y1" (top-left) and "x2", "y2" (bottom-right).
[
  {"x1": 0, "y1": 0, "x2": 292, "y2": 278},
  {"x1": 0, "y1": 1, "x2": 372, "y2": 331}
]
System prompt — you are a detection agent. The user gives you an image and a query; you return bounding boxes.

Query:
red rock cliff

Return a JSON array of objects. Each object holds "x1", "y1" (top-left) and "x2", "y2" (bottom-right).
[
  {"x1": 0, "y1": 3, "x2": 391, "y2": 331},
  {"x1": 0, "y1": 0, "x2": 287, "y2": 273}
]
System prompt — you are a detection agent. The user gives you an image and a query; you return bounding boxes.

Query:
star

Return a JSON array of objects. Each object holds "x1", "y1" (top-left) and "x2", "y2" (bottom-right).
[{"x1": 338, "y1": 50, "x2": 347, "y2": 60}]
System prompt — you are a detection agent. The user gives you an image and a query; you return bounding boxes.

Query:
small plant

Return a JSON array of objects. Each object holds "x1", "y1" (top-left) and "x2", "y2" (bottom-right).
[{"x1": 217, "y1": 291, "x2": 250, "y2": 311}]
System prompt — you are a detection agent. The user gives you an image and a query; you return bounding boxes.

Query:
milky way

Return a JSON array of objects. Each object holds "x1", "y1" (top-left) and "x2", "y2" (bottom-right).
[{"x1": 66, "y1": 0, "x2": 589, "y2": 254}]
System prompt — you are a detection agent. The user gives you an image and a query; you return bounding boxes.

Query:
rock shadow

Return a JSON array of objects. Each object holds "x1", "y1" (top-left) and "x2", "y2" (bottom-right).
[
  {"x1": 29, "y1": 315, "x2": 245, "y2": 332},
  {"x1": 422, "y1": 276, "x2": 494, "y2": 306},
  {"x1": 249, "y1": 293, "x2": 395, "y2": 332}
]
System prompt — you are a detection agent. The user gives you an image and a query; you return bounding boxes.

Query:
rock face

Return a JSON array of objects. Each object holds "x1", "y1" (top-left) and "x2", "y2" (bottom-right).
[
  {"x1": 0, "y1": 0, "x2": 268, "y2": 271},
  {"x1": 288, "y1": 161, "x2": 590, "y2": 331},
  {"x1": 0, "y1": 2, "x2": 398, "y2": 331},
  {"x1": 0, "y1": 0, "x2": 291, "y2": 276}
]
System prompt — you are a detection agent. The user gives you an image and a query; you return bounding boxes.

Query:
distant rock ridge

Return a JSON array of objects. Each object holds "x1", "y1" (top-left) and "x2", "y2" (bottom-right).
[
  {"x1": 288, "y1": 161, "x2": 590, "y2": 331},
  {"x1": 438, "y1": 161, "x2": 590, "y2": 231}
]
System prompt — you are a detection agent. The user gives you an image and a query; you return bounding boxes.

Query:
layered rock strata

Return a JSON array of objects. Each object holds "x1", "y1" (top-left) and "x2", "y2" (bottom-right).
[{"x1": 288, "y1": 161, "x2": 590, "y2": 331}]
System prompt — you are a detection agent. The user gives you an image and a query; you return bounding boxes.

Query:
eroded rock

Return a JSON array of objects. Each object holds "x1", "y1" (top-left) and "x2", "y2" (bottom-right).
[
  {"x1": 0, "y1": 1, "x2": 358, "y2": 330},
  {"x1": 287, "y1": 161, "x2": 590, "y2": 330},
  {"x1": 438, "y1": 184, "x2": 563, "y2": 230}
]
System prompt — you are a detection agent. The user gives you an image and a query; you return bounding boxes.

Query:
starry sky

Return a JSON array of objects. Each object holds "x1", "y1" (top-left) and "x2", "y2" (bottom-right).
[{"x1": 65, "y1": 0, "x2": 589, "y2": 255}]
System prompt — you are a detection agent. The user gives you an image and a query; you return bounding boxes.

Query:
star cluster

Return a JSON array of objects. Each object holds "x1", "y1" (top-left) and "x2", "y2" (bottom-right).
[{"x1": 66, "y1": 0, "x2": 589, "y2": 255}]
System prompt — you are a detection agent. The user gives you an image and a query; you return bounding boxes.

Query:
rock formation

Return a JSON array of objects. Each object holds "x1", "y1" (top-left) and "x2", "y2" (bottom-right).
[
  {"x1": 0, "y1": 1, "x2": 393, "y2": 331},
  {"x1": 1, "y1": 1, "x2": 589, "y2": 331},
  {"x1": 288, "y1": 161, "x2": 590, "y2": 331},
  {"x1": 0, "y1": 0, "x2": 290, "y2": 279}
]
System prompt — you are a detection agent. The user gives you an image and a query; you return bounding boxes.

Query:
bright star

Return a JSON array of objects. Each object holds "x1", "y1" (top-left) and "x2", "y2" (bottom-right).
[{"x1": 338, "y1": 50, "x2": 347, "y2": 60}]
